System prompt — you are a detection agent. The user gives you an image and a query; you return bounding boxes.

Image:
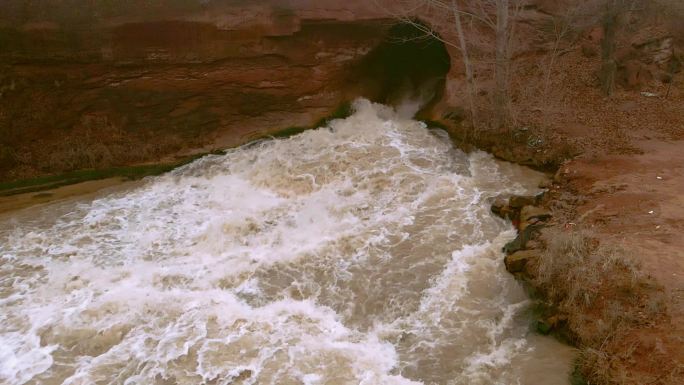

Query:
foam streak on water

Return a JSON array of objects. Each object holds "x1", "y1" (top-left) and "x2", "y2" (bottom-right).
[{"x1": 0, "y1": 99, "x2": 573, "y2": 385}]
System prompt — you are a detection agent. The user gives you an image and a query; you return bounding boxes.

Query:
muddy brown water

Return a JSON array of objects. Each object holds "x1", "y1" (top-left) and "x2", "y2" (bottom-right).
[{"x1": 0, "y1": 100, "x2": 574, "y2": 385}]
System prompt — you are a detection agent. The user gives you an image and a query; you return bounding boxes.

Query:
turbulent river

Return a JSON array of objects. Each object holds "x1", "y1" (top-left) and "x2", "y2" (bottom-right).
[{"x1": 0, "y1": 100, "x2": 574, "y2": 385}]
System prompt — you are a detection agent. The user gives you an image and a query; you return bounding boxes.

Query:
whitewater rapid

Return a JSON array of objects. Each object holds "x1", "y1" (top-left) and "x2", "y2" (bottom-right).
[{"x1": 0, "y1": 99, "x2": 573, "y2": 385}]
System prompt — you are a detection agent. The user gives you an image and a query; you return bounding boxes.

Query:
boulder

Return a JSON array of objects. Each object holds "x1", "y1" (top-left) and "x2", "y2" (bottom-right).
[
  {"x1": 520, "y1": 205, "x2": 552, "y2": 224},
  {"x1": 509, "y1": 195, "x2": 536, "y2": 209},
  {"x1": 491, "y1": 197, "x2": 511, "y2": 219},
  {"x1": 503, "y1": 222, "x2": 545, "y2": 255},
  {"x1": 504, "y1": 249, "x2": 540, "y2": 273},
  {"x1": 519, "y1": 217, "x2": 540, "y2": 232},
  {"x1": 503, "y1": 235, "x2": 524, "y2": 255}
]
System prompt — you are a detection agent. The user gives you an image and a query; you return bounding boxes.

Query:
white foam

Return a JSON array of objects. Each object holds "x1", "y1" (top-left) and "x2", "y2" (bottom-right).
[{"x1": 0, "y1": 99, "x2": 572, "y2": 385}]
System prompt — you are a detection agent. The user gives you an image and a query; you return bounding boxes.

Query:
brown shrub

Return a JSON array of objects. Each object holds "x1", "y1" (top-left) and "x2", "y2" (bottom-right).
[{"x1": 534, "y1": 227, "x2": 671, "y2": 384}]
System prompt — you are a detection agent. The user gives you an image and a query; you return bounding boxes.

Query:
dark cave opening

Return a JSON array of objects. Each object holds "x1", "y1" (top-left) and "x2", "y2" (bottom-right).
[{"x1": 355, "y1": 21, "x2": 451, "y2": 116}]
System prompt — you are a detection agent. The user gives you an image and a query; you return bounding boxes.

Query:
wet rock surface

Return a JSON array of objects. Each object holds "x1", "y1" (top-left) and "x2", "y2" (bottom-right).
[
  {"x1": 492, "y1": 194, "x2": 551, "y2": 264},
  {"x1": 504, "y1": 249, "x2": 540, "y2": 274}
]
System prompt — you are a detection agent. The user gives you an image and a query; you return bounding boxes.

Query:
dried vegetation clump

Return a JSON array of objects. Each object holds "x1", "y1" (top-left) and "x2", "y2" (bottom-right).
[{"x1": 534, "y1": 228, "x2": 673, "y2": 384}]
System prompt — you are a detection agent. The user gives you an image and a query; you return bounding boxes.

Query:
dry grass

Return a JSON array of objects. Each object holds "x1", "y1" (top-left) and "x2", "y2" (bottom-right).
[
  {"x1": 578, "y1": 328, "x2": 682, "y2": 385},
  {"x1": 536, "y1": 228, "x2": 661, "y2": 315},
  {"x1": 45, "y1": 115, "x2": 186, "y2": 172},
  {"x1": 534, "y1": 227, "x2": 671, "y2": 384},
  {"x1": 42, "y1": 138, "x2": 185, "y2": 174},
  {"x1": 0, "y1": 106, "x2": 195, "y2": 181}
]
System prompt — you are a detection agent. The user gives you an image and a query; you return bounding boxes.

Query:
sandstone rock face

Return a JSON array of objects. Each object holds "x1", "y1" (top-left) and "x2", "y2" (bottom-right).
[
  {"x1": 1, "y1": 19, "x2": 384, "y2": 180},
  {"x1": 2, "y1": 0, "x2": 680, "y2": 186},
  {"x1": 0, "y1": 4, "x2": 361, "y2": 180},
  {"x1": 615, "y1": 35, "x2": 680, "y2": 91},
  {"x1": 0, "y1": 0, "x2": 576, "y2": 180},
  {"x1": 0, "y1": 1, "x2": 457, "y2": 183}
]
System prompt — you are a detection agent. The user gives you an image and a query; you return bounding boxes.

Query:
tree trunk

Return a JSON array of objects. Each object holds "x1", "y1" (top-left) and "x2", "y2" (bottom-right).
[
  {"x1": 600, "y1": 0, "x2": 619, "y2": 96},
  {"x1": 495, "y1": 0, "x2": 510, "y2": 128},
  {"x1": 451, "y1": 0, "x2": 478, "y2": 131}
]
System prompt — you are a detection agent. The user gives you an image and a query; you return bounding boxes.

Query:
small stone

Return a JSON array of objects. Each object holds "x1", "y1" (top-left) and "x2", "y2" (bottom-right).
[
  {"x1": 504, "y1": 249, "x2": 540, "y2": 273},
  {"x1": 234, "y1": 370, "x2": 253, "y2": 381}
]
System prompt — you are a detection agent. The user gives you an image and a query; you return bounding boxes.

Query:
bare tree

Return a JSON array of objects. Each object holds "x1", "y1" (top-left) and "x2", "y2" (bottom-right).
[
  {"x1": 451, "y1": 0, "x2": 478, "y2": 131},
  {"x1": 493, "y1": 0, "x2": 510, "y2": 127},
  {"x1": 599, "y1": 0, "x2": 620, "y2": 95},
  {"x1": 375, "y1": 0, "x2": 518, "y2": 129},
  {"x1": 541, "y1": 10, "x2": 576, "y2": 103}
]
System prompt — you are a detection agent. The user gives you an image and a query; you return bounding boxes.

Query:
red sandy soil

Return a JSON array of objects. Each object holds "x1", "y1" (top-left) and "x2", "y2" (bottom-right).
[
  {"x1": 535, "y1": 47, "x2": 684, "y2": 382},
  {"x1": 559, "y1": 138, "x2": 684, "y2": 383}
]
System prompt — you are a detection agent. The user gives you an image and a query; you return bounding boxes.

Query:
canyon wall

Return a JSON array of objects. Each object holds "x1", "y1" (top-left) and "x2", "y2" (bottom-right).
[
  {"x1": 1, "y1": 0, "x2": 681, "y2": 180},
  {"x1": 0, "y1": 1, "x2": 394, "y2": 181}
]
